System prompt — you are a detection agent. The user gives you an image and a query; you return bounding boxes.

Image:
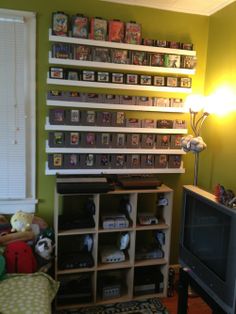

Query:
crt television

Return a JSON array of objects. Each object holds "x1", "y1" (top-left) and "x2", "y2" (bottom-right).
[{"x1": 179, "y1": 185, "x2": 236, "y2": 314}]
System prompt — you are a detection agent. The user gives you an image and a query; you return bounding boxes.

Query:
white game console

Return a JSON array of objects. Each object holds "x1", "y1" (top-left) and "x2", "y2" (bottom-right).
[
  {"x1": 102, "y1": 214, "x2": 129, "y2": 229},
  {"x1": 100, "y1": 246, "x2": 125, "y2": 263},
  {"x1": 138, "y1": 213, "x2": 158, "y2": 225}
]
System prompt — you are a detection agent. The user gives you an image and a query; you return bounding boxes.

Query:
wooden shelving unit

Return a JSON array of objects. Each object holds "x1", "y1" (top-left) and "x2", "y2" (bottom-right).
[{"x1": 54, "y1": 185, "x2": 173, "y2": 310}]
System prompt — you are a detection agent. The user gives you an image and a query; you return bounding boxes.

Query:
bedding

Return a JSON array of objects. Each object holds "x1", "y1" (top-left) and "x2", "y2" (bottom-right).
[{"x1": 0, "y1": 272, "x2": 59, "y2": 314}]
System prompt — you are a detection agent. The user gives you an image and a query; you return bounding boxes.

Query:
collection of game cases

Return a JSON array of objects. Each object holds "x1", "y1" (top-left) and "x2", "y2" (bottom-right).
[
  {"x1": 52, "y1": 12, "x2": 193, "y2": 50},
  {"x1": 49, "y1": 67, "x2": 192, "y2": 88},
  {"x1": 48, "y1": 90, "x2": 184, "y2": 108},
  {"x1": 48, "y1": 153, "x2": 182, "y2": 170},
  {"x1": 49, "y1": 108, "x2": 187, "y2": 129},
  {"x1": 51, "y1": 42, "x2": 196, "y2": 70}
]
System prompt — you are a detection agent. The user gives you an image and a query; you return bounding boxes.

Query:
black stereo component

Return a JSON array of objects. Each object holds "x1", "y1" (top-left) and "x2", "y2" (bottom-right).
[
  {"x1": 56, "y1": 175, "x2": 114, "y2": 194},
  {"x1": 57, "y1": 274, "x2": 92, "y2": 305},
  {"x1": 58, "y1": 251, "x2": 94, "y2": 270},
  {"x1": 58, "y1": 214, "x2": 95, "y2": 230}
]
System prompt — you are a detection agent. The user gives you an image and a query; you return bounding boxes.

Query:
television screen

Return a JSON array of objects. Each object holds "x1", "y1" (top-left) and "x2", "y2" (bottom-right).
[{"x1": 184, "y1": 194, "x2": 230, "y2": 281}]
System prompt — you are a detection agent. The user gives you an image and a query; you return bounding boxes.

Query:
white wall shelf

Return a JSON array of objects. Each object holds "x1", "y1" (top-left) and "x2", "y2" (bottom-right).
[
  {"x1": 46, "y1": 140, "x2": 186, "y2": 155},
  {"x1": 49, "y1": 29, "x2": 196, "y2": 57},
  {"x1": 47, "y1": 99, "x2": 187, "y2": 113},
  {"x1": 45, "y1": 118, "x2": 188, "y2": 134},
  {"x1": 49, "y1": 55, "x2": 195, "y2": 75},
  {"x1": 46, "y1": 163, "x2": 185, "y2": 175},
  {"x1": 47, "y1": 78, "x2": 192, "y2": 93}
]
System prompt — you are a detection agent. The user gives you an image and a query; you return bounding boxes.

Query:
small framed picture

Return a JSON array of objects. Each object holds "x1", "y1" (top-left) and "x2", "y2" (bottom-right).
[
  {"x1": 66, "y1": 109, "x2": 80, "y2": 125},
  {"x1": 82, "y1": 70, "x2": 95, "y2": 81},
  {"x1": 49, "y1": 67, "x2": 64, "y2": 79},
  {"x1": 169, "y1": 155, "x2": 181, "y2": 168},
  {"x1": 181, "y1": 43, "x2": 193, "y2": 50},
  {"x1": 155, "y1": 154, "x2": 168, "y2": 168},
  {"x1": 131, "y1": 51, "x2": 148, "y2": 65},
  {"x1": 170, "y1": 98, "x2": 184, "y2": 108},
  {"x1": 100, "y1": 133, "x2": 110, "y2": 147},
  {"x1": 97, "y1": 71, "x2": 110, "y2": 83},
  {"x1": 90, "y1": 17, "x2": 107, "y2": 41},
  {"x1": 81, "y1": 110, "x2": 96, "y2": 125},
  {"x1": 67, "y1": 70, "x2": 79, "y2": 81},
  {"x1": 52, "y1": 43, "x2": 73, "y2": 59},
  {"x1": 111, "y1": 73, "x2": 124, "y2": 84},
  {"x1": 126, "y1": 118, "x2": 141, "y2": 128},
  {"x1": 124, "y1": 22, "x2": 142, "y2": 45},
  {"x1": 113, "y1": 154, "x2": 126, "y2": 168},
  {"x1": 140, "y1": 75, "x2": 152, "y2": 85},
  {"x1": 128, "y1": 154, "x2": 140, "y2": 168},
  {"x1": 127, "y1": 133, "x2": 140, "y2": 148},
  {"x1": 164, "y1": 54, "x2": 181, "y2": 68},
  {"x1": 52, "y1": 12, "x2": 68, "y2": 36},
  {"x1": 108, "y1": 20, "x2": 125, "y2": 42},
  {"x1": 85, "y1": 154, "x2": 95, "y2": 167},
  {"x1": 65, "y1": 153, "x2": 79, "y2": 168},
  {"x1": 112, "y1": 111, "x2": 125, "y2": 126},
  {"x1": 141, "y1": 134, "x2": 155, "y2": 148},
  {"x1": 71, "y1": 15, "x2": 89, "y2": 38},
  {"x1": 48, "y1": 153, "x2": 63, "y2": 169},
  {"x1": 74, "y1": 45, "x2": 91, "y2": 61},
  {"x1": 142, "y1": 38, "x2": 154, "y2": 46},
  {"x1": 149, "y1": 53, "x2": 165, "y2": 66},
  {"x1": 173, "y1": 119, "x2": 187, "y2": 129},
  {"x1": 157, "y1": 119, "x2": 173, "y2": 128},
  {"x1": 155, "y1": 40, "x2": 168, "y2": 47},
  {"x1": 85, "y1": 132, "x2": 96, "y2": 146},
  {"x1": 97, "y1": 111, "x2": 112, "y2": 126},
  {"x1": 70, "y1": 132, "x2": 80, "y2": 146},
  {"x1": 49, "y1": 131, "x2": 65, "y2": 147},
  {"x1": 154, "y1": 97, "x2": 170, "y2": 107},
  {"x1": 170, "y1": 134, "x2": 182, "y2": 149},
  {"x1": 92, "y1": 47, "x2": 110, "y2": 63},
  {"x1": 156, "y1": 134, "x2": 170, "y2": 148},
  {"x1": 85, "y1": 93, "x2": 101, "y2": 103},
  {"x1": 137, "y1": 96, "x2": 152, "y2": 106},
  {"x1": 126, "y1": 73, "x2": 139, "y2": 85},
  {"x1": 141, "y1": 119, "x2": 156, "y2": 128},
  {"x1": 111, "y1": 49, "x2": 129, "y2": 64},
  {"x1": 169, "y1": 41, "x2": 180, "y2": 49},
  {"x1": 181, "y1": 56, "x2": 196, "y2": 69},
  {"x1": 49, "y1": 109, "x2": 65, "y2": 125},
  {"x1": 179, "y1": 77, "x2": 192, "y2": 88},
  {"x1": 97, "y1": 154, "x2": 110, "y2": 168},
  {"x1": 104, "y1": 94, "x2": 120, "y2": 104},
  {"x1": 166, "y1": 77, "x2": 178, "y2": 87},
  {"x1": 141, "y1": 154, "x2": 154, "y2": 168},
  {"x1": 113, "y1": 133, "x2": 126, "y2": 148},
  {"x1": 153, "y1": 76, "x2": 165, "y2": 86},
  {"x1": 120, "y1": 95, "x2": 135, "y2": 105}
]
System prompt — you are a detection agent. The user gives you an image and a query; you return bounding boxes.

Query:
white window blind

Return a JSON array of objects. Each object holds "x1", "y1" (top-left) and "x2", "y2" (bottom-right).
[{"x1": 0, "y1": 9, "x2": 37, "y2": 213}]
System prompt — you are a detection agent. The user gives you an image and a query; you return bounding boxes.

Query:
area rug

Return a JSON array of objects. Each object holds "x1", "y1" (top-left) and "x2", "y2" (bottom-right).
[{"x1": 56, "y1": 298, "x2": 169, "y2": 314}]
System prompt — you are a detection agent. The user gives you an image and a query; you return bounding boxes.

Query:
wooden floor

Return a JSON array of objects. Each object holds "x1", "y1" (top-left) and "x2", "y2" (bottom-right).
[{"x1": 161, "y1": 292, "x2": 212, "y2": 314}]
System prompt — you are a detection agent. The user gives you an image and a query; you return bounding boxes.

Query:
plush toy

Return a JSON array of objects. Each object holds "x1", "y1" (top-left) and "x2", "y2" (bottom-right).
[
  {"x1": 10, "y1": 211, "x2": 33, "y2": 232},
  {"x1": 0, "y1": 255, "x2": 6, "y2": 280},
  {"x1": 181, "y1": 135, "x2": 207, "y2": 153},
  {"x1": 34, "y1": 228, "x2": 55, "y2": 272}
]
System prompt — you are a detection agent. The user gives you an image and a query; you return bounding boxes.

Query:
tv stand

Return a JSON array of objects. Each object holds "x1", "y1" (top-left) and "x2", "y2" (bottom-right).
[{"x1": 177, "y1": 267, "x2": 227, "y2": 314}]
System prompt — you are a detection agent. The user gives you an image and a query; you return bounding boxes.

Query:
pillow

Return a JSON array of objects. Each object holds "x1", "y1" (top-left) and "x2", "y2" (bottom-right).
[{"x1": 0, "y1": 272, "x2": 59, "y2": 314}]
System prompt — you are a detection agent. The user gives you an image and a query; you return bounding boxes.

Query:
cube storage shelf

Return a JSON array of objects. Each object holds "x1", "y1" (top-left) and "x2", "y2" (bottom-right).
[{"x1": 54, "y1": 185, "x2": 173, "y2": 310}]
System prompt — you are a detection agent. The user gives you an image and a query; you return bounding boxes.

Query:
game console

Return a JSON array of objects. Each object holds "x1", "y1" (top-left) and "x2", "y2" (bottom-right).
[
  {"x1": 100, "y1": 246, "x2": 125, "y2": 263},
  {"x1": 102, "y1": 214, "x2": 129, "y2": 229},
  {"x1": 138, "y1": 213, "x2": 158, "y2": 225},
  {"x1": 135, "y1": 246, "x2": 164, "y2": 261},
  {"x1": 58, "y1": 251, "x2": 94, "y2": 270}
]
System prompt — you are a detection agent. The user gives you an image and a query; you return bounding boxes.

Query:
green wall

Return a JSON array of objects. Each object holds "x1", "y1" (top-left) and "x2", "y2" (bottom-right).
[
  {"x1": 0, "y1": 0, "x2": 209, "y2": 263},
  {"x1": 199, "y1": 2, "x2": 236, "y2": 193}
]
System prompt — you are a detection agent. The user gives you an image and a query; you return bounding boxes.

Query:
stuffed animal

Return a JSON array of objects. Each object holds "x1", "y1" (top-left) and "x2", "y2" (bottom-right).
[
  {"x1": 10, "y1": 211, "x2": 33, "y2": 232},
  {"x1": 34, "y1": 228, "x2": 55, "y2": 272}
]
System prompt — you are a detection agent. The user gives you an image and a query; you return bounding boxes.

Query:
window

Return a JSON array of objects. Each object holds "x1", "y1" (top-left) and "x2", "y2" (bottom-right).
[{"x1": 0, "y1": 9, "x2": 36, "y2": 213}]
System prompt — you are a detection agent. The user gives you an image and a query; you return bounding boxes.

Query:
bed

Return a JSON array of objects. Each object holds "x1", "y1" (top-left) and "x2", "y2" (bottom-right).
[{"x1": 0, "y1": 272, "x2": 59, "y2": 314}]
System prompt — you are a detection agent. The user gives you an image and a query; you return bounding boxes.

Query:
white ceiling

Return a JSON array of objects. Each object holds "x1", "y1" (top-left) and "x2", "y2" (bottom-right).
[{"x1": 100, "y1": 0, "x2": 235, "y2": 16}]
